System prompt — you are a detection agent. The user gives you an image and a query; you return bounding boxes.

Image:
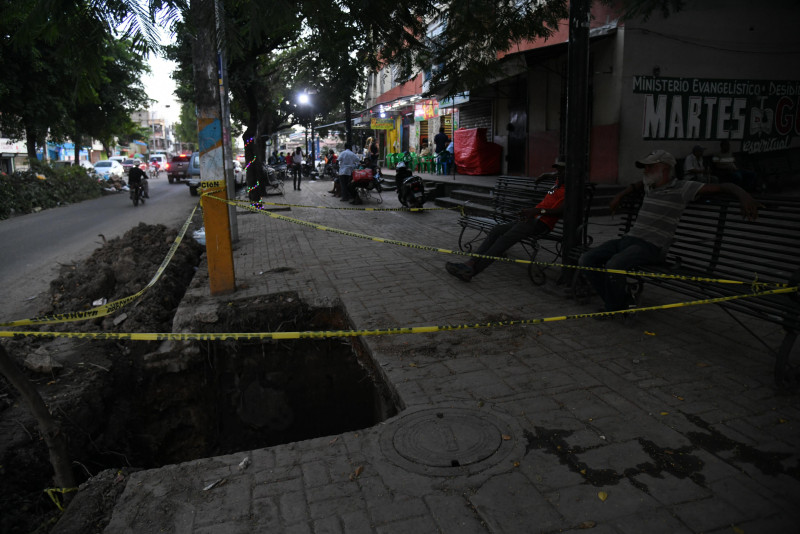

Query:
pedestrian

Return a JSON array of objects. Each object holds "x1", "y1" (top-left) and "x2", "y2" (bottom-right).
[
  {"x1": 445, "y1": 161, "x2": 566, "y2": 282},
  {"x1": 292, "y1": 147, "x2": 303, "y2": 190},
  {"x1": 336, "y1": 145, "x2": 360, "y2": 203},
  {"x1": 579, "y1": 149, "x2": 761, "y2": 314},
  {"x1": 433, "y1": 127, "x2": 449, "y2": 156}
]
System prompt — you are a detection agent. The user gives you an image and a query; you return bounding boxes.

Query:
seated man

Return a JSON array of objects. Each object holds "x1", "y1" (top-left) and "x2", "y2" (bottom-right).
[
  {"x1": 683, "y1": 145, "x2": 709, "y2": 182},
  {"x1": 579, "y1": 149, "x2": 760, "y2": 313},
  {"x1": 445, "y1": 161, "x2": 566, "y2": 282}
]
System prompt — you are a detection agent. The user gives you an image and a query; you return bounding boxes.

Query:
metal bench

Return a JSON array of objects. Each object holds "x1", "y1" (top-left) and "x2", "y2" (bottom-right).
[
  {"x1": 457, "y1": 176, "x2": 595, "y2": 285},
  {"x1": 612, "y1": 192, "x2": 800, "y2": 387}
]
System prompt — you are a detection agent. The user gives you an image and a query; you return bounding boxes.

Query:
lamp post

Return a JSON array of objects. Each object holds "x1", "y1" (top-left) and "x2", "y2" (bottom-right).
[{"x1": 298, "y1": 90, "x2": 317, "y2": 166}]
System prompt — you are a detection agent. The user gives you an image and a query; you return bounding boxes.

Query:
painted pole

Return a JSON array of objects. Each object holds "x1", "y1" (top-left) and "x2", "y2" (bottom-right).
[{"x1": 191, "y1": 0, "x2": 235, "y2": 295}]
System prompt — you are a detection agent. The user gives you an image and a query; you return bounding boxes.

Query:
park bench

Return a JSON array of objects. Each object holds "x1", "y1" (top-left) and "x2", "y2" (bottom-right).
[
  {"x1": 457, "y1": 176, "x2": 595, "y2": 285},
  {"x1": 609, "y1": 191, "x2": 800, "y2": 387}
]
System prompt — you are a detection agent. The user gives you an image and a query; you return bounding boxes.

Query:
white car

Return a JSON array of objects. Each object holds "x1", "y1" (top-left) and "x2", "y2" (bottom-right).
[{"x1": 93, "y1": 160, "x2": 124, "y2": 180}]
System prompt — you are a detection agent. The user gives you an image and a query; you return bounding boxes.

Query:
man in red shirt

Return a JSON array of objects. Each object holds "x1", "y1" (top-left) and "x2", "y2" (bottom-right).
[{"x1": 445, "y1": 161, "x2": 566, "y2": 282}]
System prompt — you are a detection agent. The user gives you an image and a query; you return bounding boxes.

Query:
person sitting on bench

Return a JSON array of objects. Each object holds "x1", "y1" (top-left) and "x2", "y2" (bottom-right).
[
  {"x1": 445, "y1": 161, "x2": 566, "y2": 282},
  {"x1": 579, "y1": 149, "x2": 761, "y2": 314}
]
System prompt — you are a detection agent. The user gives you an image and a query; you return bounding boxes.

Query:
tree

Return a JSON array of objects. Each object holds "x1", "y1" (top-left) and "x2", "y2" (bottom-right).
[
  {"x1": 69, "y1": 37, "x2": 150, "y2": 161},
  {"x1": 173, "y1": 100, "x2": 199, "y2": 149}
]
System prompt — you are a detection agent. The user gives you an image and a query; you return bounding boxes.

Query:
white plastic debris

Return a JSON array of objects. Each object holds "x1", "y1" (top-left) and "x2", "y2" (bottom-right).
[
  {"x1": 92, "y1": 298, "x2": 107, "y2": 306},
  {"x1": 192, "y1": 228, "x2": 206, "y2": 246},
  {"x1": 238, "y1": 457, "x2": 251, "y2": 471}
]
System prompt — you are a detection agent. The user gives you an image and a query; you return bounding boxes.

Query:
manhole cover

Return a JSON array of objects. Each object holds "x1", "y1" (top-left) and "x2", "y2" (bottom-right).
[{"x1": 381, "y1": 407, "x2": 519, "y2": 475}]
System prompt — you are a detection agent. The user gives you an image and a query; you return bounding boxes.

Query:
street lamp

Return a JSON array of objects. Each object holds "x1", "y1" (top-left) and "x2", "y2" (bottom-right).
[{"x1": 298, "y1": 90, "x2": 317, "y2": 165}]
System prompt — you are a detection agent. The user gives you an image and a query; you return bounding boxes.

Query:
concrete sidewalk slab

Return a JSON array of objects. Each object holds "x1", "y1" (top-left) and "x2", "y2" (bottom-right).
[{"x1": 89, "y1": 176, "x2": 799, "y2": 533}]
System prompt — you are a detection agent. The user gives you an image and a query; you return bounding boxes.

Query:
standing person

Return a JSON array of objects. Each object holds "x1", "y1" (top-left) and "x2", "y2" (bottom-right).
[
  {"x1": 292, "y1": 147, "x2": 304, "y2": 190},
  {"x1": 445, "y1": 161, "x2": 566, "y2": 282},
  {"x1": 579, "y1": 149, "x2": 761, "y2": 313},
  {"x1": 336, "y1": 145, "x2": 360, "y2": 202},
  {"x1": 367, "y1": 137, "x2": 379, "y2": 169},
  {"x1": 433, "y1": 127, "x2": 449, "y2": 156}
]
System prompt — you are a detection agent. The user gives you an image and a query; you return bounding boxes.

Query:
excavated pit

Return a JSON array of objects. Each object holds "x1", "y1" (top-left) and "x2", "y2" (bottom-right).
[{"x1": 99, "y1": 294, "x2": 399, "y2": 468}]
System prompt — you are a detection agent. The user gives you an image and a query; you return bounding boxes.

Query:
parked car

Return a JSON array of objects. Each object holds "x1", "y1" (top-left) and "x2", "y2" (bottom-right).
[
  {"x1": 93, "y1": 160, "x2": 124, "y2": 180},
  {"x1": 187, "y1": 152, "x2": 201, "y2": 196},
  {"x1": 121, "y1": 158, "x2": 139, "y2": 172}
]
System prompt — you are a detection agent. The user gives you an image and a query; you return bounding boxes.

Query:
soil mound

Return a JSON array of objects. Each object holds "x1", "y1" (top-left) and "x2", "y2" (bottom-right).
[{"x1": 0, "y1": 222, "x2": 204, "y2": 534}]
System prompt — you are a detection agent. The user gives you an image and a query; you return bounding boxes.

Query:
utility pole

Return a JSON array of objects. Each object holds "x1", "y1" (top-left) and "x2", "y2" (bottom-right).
[
  {"x1": 562, "y1": 0, "x2": 591, "y2": 272},
  {"x1": 191, "y1": 0, "x2": 235, "y2": 295}
]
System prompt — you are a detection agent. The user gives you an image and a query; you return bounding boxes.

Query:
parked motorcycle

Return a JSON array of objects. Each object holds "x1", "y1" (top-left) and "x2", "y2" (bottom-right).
[
  {"x1": 301, "y1": 159, "x2": 319, "y2": 179},
  {"x1": 394, "y1": 158, "x2": 425, "y2": 209}
]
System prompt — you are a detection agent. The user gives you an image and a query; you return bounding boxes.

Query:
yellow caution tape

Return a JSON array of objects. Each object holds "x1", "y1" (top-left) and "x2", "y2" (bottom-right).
[
  {"x1": 210, "y1": 196, "x2": 791, "y2": 289},
  {"x1": 0, "y1": 204, "x2": 199, "y2": 327},
  {"x1": 200, "y1": 180, "x2": 225, "y2": 189},
  {"x1": 238, "y1": 198, "x2": 453, "y2": 212},
  {"x1": 1, "y1": 287, "x2": 795, "y2": 341},
  {"x1": 44, "y1": 487, "x2": 78, "y2": 511}
]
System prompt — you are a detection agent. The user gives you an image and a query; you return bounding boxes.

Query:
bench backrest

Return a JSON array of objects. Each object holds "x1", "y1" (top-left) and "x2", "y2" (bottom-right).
[
  {"x1": 617, "y1": 192, "x2": 800, "y2": 329},
  {"x1": 492, "y1": 177, "x2": 595, "y2": 242}
]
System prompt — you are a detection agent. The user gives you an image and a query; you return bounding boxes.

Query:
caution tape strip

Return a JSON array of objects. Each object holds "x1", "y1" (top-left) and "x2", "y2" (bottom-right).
[
  {"x1": 0, "y1": 204, "x2": 199, "y2": 327},
  {"x1": 238, "y1": 198, "x2": 457, "y2": 212},
  {"x1": 208, "y1": 194, "x2": 789, "y2": 290},
  {"x1": 44, "y1": 487, "x2": 78, "y2": 511},
  {"x1": 1, "y1": 287, "x2": 796, "y2": 341}
]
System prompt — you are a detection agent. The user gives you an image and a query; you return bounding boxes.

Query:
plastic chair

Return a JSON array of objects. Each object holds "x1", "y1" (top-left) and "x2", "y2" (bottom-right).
[{"x1": 421, "y1": 155, "x2": 434, "y2": 173}]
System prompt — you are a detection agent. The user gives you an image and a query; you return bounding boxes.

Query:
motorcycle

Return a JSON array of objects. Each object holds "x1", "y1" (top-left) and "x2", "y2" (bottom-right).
[
  {"x1": 394, "y1": 159, "x2": 425, "y2": 209},
  {"x1": 130, "y1": 179, "x2": 146, "y2": 207},
  {"x1": 301, "y1": 159, "x2": 319, "y2": 179}
]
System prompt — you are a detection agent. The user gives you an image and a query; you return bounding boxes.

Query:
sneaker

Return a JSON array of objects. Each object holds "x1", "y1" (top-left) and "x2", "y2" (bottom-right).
[{"x1": 446, "y1": 262, "x2": 473, "y2": 282}]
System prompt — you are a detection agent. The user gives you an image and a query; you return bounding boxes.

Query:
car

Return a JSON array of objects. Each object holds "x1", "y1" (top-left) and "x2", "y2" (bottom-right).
[
  {"x1": 121, "y1": 158, "x2": 139, "y2": 172},
  {"x1": 79, "y1": 160, "x2": 95, "y2": 171},
  {"x1": 187, "y1": 152, "x2": 201, "y2": 196},
  {"x1": 166, "y1": 154, "x2": 192, "y2": 183},
  {"x1": 93, "y1": 160, "x2": 124, "y2": 180}
]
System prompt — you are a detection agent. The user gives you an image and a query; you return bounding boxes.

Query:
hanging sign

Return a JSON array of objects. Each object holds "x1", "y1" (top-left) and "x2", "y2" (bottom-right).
[{"x1": 633, "y1": 76, "x2": 800, "y2": 154}]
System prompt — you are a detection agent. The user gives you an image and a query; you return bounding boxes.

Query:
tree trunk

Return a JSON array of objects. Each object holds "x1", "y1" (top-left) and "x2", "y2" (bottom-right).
[
  {"x1": 0, "y1": 344, "x2": 76, "y2": 501},
  {"x1": 26, "y1": 126, "x2": 38, "y2": 161},
  {"x1": 73, "y1": 134, "x2": 81, "y2": 164},
  {"x1": 345, "y1": 98, "x2": 353, "y2": 149}
]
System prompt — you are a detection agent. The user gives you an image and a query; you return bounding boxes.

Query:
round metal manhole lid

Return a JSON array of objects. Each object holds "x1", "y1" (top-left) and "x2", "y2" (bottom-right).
[{"x1": 381, "y1": 407, "x2": 519, "y2": 476}]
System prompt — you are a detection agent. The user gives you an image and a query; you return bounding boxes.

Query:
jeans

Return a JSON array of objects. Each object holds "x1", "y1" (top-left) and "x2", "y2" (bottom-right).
[
  {"x1": 292, "y1": 164, "x2": 301, "y2": 189},
  {"x1": 339, "y1": 174, "x2": 352, "y2": 200},
  {"x1": 579, "y1": 236, "x2": 662, "y2": 311},
  {"x1": 471, "y1": 218, "x2": 551, "y2": 275}
]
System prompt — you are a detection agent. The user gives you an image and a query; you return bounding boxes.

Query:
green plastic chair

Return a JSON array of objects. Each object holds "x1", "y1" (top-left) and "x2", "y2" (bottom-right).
[{"x1": 421, "y1": 155, "x2": 434, "y2": 173}]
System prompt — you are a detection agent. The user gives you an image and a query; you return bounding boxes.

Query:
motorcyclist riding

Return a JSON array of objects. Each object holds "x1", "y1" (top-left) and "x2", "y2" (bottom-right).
[{"x1": 128, "y1": 163, "x2": 149, "y2": 200}]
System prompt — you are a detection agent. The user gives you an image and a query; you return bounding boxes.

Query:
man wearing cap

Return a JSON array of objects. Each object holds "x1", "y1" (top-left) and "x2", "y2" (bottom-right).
[
  {"x1": 445, "y1": 161, "x2": 566, "y2": 282},
  {"x1": 579, "y1": 149, "x2": 761, "y2": 313},
  {"x1": 683, "y1": 145, "x2": 709, "y2": 181}
]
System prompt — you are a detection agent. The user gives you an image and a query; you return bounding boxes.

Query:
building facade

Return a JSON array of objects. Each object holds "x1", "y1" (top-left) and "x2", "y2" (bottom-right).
[{"x1": 364, "y1": 0, "x2": 800, "y2": 184}]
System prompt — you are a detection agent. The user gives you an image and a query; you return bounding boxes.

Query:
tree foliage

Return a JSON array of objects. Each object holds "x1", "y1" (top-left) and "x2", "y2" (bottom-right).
[{"x1": 0, "y1": 0, "x2": 149, "y2": 159}]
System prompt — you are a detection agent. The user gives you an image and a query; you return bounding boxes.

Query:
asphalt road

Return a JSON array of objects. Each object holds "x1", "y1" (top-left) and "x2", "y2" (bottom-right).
[{"x1": 0, "y1": 175, "x2": 200, "y2": 323}]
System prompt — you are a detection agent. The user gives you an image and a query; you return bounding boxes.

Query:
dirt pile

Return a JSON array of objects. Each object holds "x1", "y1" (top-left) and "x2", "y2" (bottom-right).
[
  {"x1": 42, "y1": 222, "x2": 204, "y2": 333},
  {"x1": 0, "y1": 222, "x2": 204, "y2": 534}
]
